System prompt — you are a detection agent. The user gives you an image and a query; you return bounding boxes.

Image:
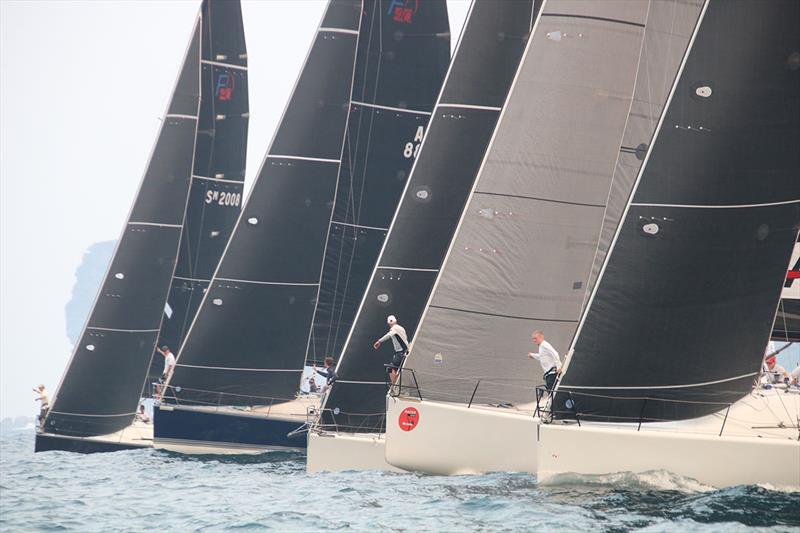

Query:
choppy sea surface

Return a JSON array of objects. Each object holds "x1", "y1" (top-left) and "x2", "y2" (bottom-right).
[{"x1": 1, "y1": 429, "x2": 798, "y2": 532}]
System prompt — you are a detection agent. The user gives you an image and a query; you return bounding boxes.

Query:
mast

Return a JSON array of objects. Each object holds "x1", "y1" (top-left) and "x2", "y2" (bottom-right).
[
  {"x1": 44, "y1": 13, "x2": 203, "y2": 438},
  {"x1": 150, "y1": 0, "x2": 250, "y2": 381},
  {"x1": 319, "y1": 0, "x2": 538, "y2": 434},
  {"x1": 555, "y1": 0, "x2": 800, "y2": 423}
]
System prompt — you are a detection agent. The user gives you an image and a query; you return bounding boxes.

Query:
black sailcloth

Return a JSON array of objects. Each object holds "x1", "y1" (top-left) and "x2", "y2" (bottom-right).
[
  {"x1": 307, "y1": 0, "x2": 450, "y2": 366},
  {"x1": 555, "y1": 0, "x2": 800, "y2": 423},
  {"x1": 151, "y1": 0, "x2": 249, "y2": 381},
  {"x1": 168, "y1": 0, "x2": 364, "y2": 406},
  {"x1": 44, "y1": 18, "x2": 202, "y2": 437},
  {"x1": 321, "y1": 0, "x2": 539, "y2": 433}
]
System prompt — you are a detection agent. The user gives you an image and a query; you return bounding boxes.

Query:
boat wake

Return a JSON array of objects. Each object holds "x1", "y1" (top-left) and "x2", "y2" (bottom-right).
[{"x1": 541, "y1": 469, "x2": 715, "y2": 493}]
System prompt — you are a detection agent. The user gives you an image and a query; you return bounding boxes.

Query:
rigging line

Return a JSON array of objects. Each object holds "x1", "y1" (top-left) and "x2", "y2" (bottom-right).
[
  {"x1": 176, "y1": 364, "x2": 301, "y2": 372},
  {"x1": 429, "y1": 304, "x2": 579, "y2": 323}
]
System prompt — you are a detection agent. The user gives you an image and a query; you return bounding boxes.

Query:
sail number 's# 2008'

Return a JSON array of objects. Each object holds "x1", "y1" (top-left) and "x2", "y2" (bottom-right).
[{"x1": 205, "y1": 190, "x2": 242, "y2": 207}]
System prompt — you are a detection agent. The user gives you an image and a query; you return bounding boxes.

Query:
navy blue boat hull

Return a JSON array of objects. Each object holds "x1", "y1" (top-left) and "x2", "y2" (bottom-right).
[
  {"x1": 153, "y1": 405, "x2": 308, "y2": 453},
  {"x1": 34, "y1": 432, "x2": 149, "y2": 454}
]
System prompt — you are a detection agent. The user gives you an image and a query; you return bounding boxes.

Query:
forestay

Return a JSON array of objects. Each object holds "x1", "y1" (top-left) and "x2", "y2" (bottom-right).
[{"x1": 556, "y1": 0, "x2": 800, "y2": 423}]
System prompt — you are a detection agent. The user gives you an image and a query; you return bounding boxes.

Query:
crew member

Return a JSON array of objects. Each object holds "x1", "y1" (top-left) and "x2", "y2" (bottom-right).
[
  {"x1": 373, "y1": 315, "x2": 409, "y2": 385},
  {"x1": 32, "y1": 384, "x2": 49, "y2": 427},
  {"x1": 155, "y1": 345, "x2": 176, "y2": 399},
  {"x1": 312, "y1": 357, "x2": 337, "y2": 393},
  {"x1": 528, "y1": 330, "x2": 562, "y2": 395}
]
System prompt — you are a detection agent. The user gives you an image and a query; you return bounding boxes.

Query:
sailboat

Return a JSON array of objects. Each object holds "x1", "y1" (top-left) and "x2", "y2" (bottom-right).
[
  {"x1": 382, "y1": 0, "x2": 704, "y2": 475},
  {"x1": 153, "y1": 0, "x2": 450, "y2": 455},
  {"x1": 36, "y1": 0, "x2": 249, "y2": 453},
  {"x1": 307, "y1": 0, "x2": 539, "y2": 473},
  {"x1": 772, "y1": 236, "x2": 799, "y2": 343},
  {"x1": 538, "y1": 0, "x2": 800, "y2": 488}
]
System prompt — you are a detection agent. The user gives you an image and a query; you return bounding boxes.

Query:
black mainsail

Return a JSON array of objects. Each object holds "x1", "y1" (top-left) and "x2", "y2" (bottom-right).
[
  {"x1": 306, "y1": 1, "x2": 450, "y2": 366},
  {"x1": 555, "y1": 0, "x2": 800, "y2": 423},
  {"x1": 320, "y1": 0, "x2": 539, "y2": 434},
  {"x1": 43, "y1": 15, "x2": 202, "y2": 438},
  {"x1": 151, "y1": 0, "x2": 249, "y2": 381}
]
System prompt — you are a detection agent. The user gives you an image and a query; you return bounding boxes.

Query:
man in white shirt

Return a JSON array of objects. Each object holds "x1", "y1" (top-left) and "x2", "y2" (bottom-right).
[
  {"x1": 373, "y1": 315, "x2": 409, "y2": 385},
  {"x1": 790, "y1": 365, "x2": 799, "y2": 386},
  {"x1": 155, "y1": 345, "x2": 176, "y2": 398},
  {"x1": 528, "y1": 330, "x2": 562, "y2": 394},
  {"x1": 764, "y1": 355, "x2": 789, "y2": 385}
]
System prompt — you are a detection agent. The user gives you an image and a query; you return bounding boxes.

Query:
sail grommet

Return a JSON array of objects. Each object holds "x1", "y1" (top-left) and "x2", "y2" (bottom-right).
[
  {"x1": 642, "y1": 222, "x2": 660, "y2": 236},
  {"x1": 86, "y1": 344, "x2": 95, "y2": 351},
  {"x1": 212, "y1": 298, "x2": 223, "y2": 306},
  {"x1": 546, "y1": 31, "x2": 562, "y2": 42},
  {"x1": 333, "y1": 408, "x2": 340, "y2": 415},
  {"x1": 247, "y1": 217, "x2": 258, "y2": 225},
  {"x1": 114, "y1": 273, "x2": 125, "y2": 280},
  {"x1": 695, "y1": 85, "x2": 712, "y2": 98},
  {"x1": 376, "y1": 293, "x2": 390, "y2": 306}
]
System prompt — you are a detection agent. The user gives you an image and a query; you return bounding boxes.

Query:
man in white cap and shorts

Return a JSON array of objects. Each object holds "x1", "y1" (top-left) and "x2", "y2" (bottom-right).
[{"x1": 373, "y1": 315, "x2": 409, "y2": 385}]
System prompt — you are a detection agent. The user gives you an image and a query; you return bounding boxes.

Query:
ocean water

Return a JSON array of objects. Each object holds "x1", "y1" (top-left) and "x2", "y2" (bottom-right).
[{"x1": 1, "y1": 430, "x2": 797, "y2": 532}]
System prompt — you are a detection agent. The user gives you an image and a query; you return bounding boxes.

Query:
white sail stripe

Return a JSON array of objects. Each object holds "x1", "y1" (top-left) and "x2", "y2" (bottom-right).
[
  {"x1": 86, "y1": 327, "x2": 160, "y2": 333},
  {"x1": 128, "y1": 222, "x2": 183, "y2": 228},
  {"x1": 332, "y1": 220, "x2": 389, "y2": 232},
  {"x1": 377, "y1": 266, "x2": 439, "y2": 273},
  {"x1": 561, "y1": 372, "x2": 759, "y2": 391},
  {"x1": 192, "y1": 174, "x2": 244, "y2": 184},
  {"x1": 438, "y1": 103, "x2": 502, "y2": 112},
  {"x1": 267, "y1": 154, "x2": 341, "y2": 164},
  {"x1": 48, "y1": 410, "x2": 136, "y2": 418},
  {"x1": 201, "y1": 59, "x2": 247, "y2": 71},
  {"x1": 215, "y1": 277, "x2": 319, "y2": 287},
  {"x1": 631, "y1": 199, "x2": 800, "y2": 210},
  {"x1": 351, "y1": 100, "x2": 432, "y2": 116},
  {"x1": 176, "y1": 364, "x2": 301, "y2": 372},
  {"x1": 318, "y1": 27, "x2": 359, "y2": 35},
  {"x1": 173, "y1": 276, "x2": 211, "y2": 283},
  {"x1": 165, "y1": 114, "x2": 198, "y2": 120}
]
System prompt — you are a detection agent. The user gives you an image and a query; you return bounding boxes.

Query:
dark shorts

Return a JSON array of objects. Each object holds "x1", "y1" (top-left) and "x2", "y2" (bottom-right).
[
  {"x1": 388, "y1": 352, "x2": 406, "y2": 371},
  {"x1": 543, "y1": 368, "x2": 558, "y2": 392}
]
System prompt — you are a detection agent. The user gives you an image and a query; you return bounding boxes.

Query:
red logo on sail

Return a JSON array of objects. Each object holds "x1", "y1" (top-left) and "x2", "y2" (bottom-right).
[
  {"x1": 216, "y1": 71, "x2": 234, "y2": 101},
  {"x1": 387, "y1": 0, "x2": 419, "y2": 24},
  {"x1": 398, "y1": 406, "x2": 419, "y2": 431}
]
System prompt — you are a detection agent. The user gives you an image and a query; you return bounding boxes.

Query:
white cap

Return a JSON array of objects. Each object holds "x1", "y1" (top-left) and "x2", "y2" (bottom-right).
[{"x1": 387, "y1": 315, "x2": 397, "y2": 324}]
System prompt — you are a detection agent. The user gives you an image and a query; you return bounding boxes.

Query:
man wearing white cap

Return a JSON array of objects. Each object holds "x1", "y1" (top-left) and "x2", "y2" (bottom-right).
[{"x1": 373, "y1": 315, "x2": 409, "y2": 385}]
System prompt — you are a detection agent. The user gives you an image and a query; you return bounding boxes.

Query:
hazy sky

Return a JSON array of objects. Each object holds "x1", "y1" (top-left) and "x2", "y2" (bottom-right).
[{"x1": 0, "y1": 0, "x2": 470, "y2": 419}]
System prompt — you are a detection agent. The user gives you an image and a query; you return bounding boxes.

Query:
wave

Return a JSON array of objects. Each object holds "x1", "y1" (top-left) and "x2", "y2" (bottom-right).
[{"x1": 541, "y1": 469, "x2": 716, "y2": 493}]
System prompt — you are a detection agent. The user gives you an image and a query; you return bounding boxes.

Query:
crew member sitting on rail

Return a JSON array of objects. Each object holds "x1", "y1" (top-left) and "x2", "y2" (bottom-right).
[
  {"x1": 373, "y1": 315, "x2": 409, "y2": 386},
  {"x1": 136, "y1": 404, "x2": 151, "y2": 424},
  {"x1": 528, "y1": 330, "x2": 562, "y2": 395}
]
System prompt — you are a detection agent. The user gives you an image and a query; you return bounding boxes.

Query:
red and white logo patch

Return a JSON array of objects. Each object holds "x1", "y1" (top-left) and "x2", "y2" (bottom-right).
[{"x1": 398, "y1": 406, "x2": 419, "y2": 432}]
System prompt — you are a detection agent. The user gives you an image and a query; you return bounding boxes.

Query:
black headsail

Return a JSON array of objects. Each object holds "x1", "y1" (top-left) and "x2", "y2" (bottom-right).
[
  {"x1": 555, "y1": 0, "x2": 800, "y2": 423},
  {"x1": 306, "y1": 0, "x2": 451, "y2": 366},
  {"x1": 151, "y1": 0, "x2": 249, "y2": 381},
  {"x1": 44, "y1": 15, "x2": 202, "y2": 437},
  {"x1": 168, "y1": 0, "x2": 364, "y2": 406},
  {"x1": 320, "y1": 0, "x2": 539, "y2": 433}
]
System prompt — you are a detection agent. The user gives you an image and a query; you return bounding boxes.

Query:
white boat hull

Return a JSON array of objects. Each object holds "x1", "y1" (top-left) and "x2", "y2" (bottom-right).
[
  {"x1": 307, "y1": 430, "x2": 403, "y2": 473},
  {"x1": 537, "y1": 389, "x2": 800, "y2": 489},
  {"x1": 384, "y1": 396, "x2": 539, "y2": 475}
]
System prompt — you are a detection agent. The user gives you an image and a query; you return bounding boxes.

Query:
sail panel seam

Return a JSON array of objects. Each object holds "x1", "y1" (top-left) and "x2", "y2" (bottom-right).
[
  {"x1": 430, "y1": 304, "x2": 580, "y2": 323},
  {"x1": 192, "y1": 174, "x2": 245, "y2": 184},
  {"x1": 351, "y1": 100, "x2": 432, "y2": 116},
  {"x1": 541, "y1": 12, "x2": 646, "y2": 28},
  {"x1": 86, "y1": 327, "x2": 160, "y2": 333},
  {"x1": 377, "y1": 266, "x2": 439, "y2": 273},
  {"x1": 331, "y1": 220, "x2": 388, "y2": 232},
  {"x1": 266, "y1": 155, "x2": 341, "y2": 164},
  {"x1": 438, "y1": 103, "x2": 502, "y2": 112},
  {"x1": 165, "y1": 114, "x2": 198, "y2": 120},
  {"x1": 201, "y1": 59, "x2": 247, "y2": 71},
  {"x1": 475, "y1": 190, "x2": 606, "y2": 208},
  {"x1": 215, "y1": 277, "x2": 319, "y2": 287},
  {"x1": 631, "y1": 199, "x2": 800, "y2": 210},
  {"x1": 128, "y1": 222, "x2": 183, "y2": 228},
  {"x1": 318, "y1": 27, "x2": 359, "y2": 35},
  {"x1": 561, "y1": 371, "x2": 758, "y2": 390}
]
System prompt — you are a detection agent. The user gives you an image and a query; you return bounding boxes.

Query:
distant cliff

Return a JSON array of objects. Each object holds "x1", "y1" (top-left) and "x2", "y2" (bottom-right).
[{"x1": 64, "y1": 240, "x2": 115, "y2": 345}]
